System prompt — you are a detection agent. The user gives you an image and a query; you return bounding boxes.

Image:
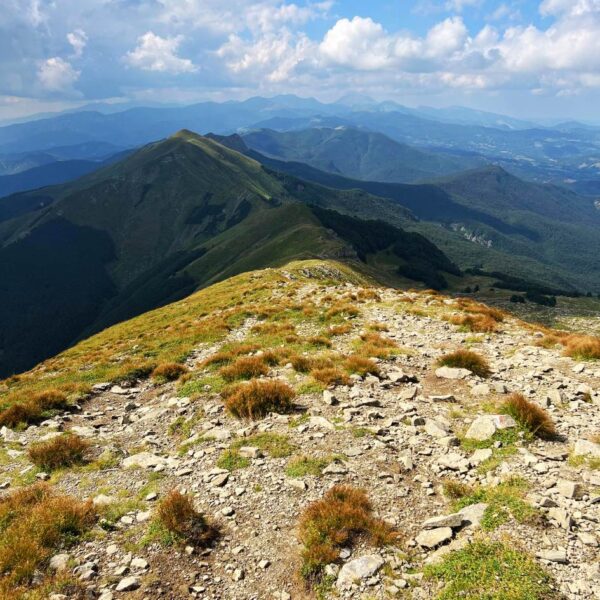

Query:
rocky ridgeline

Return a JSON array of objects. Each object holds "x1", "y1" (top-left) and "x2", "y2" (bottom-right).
[{"x1": 1, "y1": 277, "x2": 599, "y2": 600}]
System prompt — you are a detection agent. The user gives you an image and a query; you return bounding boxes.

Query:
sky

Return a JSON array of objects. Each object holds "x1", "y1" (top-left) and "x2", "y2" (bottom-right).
[{"x1": 1, "y1": 0, "x2": 600, "y2": 121}]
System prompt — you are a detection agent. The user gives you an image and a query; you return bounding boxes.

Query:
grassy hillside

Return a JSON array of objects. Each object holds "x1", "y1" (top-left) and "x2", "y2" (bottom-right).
[{"x1": 0, "y1": 132, "x2": 458, "y2": 377}]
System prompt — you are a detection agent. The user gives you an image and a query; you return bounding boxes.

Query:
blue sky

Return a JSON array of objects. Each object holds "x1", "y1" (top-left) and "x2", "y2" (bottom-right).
[{"x1": 1, "y1": 1, "x2": 599, "y2": 120}]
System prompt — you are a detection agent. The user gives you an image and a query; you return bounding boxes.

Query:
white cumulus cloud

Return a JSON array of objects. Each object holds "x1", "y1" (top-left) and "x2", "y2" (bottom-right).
[
  {"x1": 67, "y1": 29, "x2": 87, "y2": 58},
  {"x1": 125, "y1": 32, "x2": 197, "y2": 73},
  {"x1": 38, "y1": 57, "x2": 80, "y2": 91}
]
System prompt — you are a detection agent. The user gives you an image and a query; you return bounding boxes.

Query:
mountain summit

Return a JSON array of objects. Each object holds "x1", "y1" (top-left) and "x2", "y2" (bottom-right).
[{"x1": 0, "y1": 132, "x2": 458, "y2": 376}]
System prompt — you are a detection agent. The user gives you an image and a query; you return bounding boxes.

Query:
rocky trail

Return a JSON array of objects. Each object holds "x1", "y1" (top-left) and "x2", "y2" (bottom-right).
[{"x1": 1, "y1": 271, "x2": 599, "y2": 600}]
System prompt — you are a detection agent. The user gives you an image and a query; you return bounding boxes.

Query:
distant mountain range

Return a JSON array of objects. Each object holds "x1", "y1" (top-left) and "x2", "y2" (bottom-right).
[{"x1": 0, "y1": 95, "x2": 599, "y2": 194}]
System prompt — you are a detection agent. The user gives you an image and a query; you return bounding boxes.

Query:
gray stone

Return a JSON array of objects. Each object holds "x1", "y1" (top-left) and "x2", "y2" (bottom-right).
[
  {"x1": 573, "y1": 439, "x2": 600, "y2": 458},
  {"x1": 555, "y1": 480, "x2": 583, "y2": 500},
  {"x1": 122, "y1": 452, "x2": 165, "y2": 469},
  {"x1": 458, "y1": 503, "x2": 488, "y2": 528},
  {"x1": 49, "y1": 553, "x2": 71, "y2": 571},
  {"x1": 415, "y1": 527, "x2": 453, "y2": 548},
  {"x1": 337, "y1": 555, "x2": 385, "y2": 587},
  {"x1": 422, "y1": 513, "x2": 464, "y2": 529},
  {"x1": 116, "y1": 576, "x2": 141, "y2": 592},
  {"x1": 425, "y1": 419, "x2": 450, "y2": 438},
  {"x1": 465, "y1": 415, "x2": 516, "y2": 441},
  {"x1": 536, "y1": 549, "x2": 568, "y2": 564},
  {"x1": 435, "y1": 367, "x2": 471, "y2": 380}
]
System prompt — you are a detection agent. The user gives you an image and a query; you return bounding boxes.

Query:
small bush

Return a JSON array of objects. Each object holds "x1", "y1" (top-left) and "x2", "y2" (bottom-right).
[
  {"x1": 157, "y1": 490, "x2": 217, "y2": 546},
  {"x1": 28, "y1": 435, "x2": 90, "y2": 471},
  {"x1": 298, "y1": 485, "x2": 397, "y2": 581},
  {"x1": 328, "y1": 324, "x2": 352, "y2": 336},
  {"x1": 290, "y1": 354, "x2": 333, "y2": 373},
  {"x1": 358, "y1": 332, "x2": 398, "y2": 358},
  {"x1": 0, "y1": 390, "x2": 70, "y2": 429},
  {"x1": 152, "y1": 362, "x2": 187, "y2": 381},
  {"x1": 502, "y1": 393, "x2": 556, "y2": 439},
  {"x1": 0, "y1": 484, "x2": 95, "y2": 590},
  {"x1": 449, "y1": 314, "x2": 498, "y2": 333},
  {"x1": 325, "y1": 303, "x2": 359, "y2": 319},
  {"x1": 442, "y1": 479, "x2": 474, "y2": 500},
  {"x1": 344, "y1": 355, "x2": 380, "y2": 377},
  {"x1": 437, "y1": 350, "x2": 491, "y2": 378},
  {"x1": 308, "y1": 336, "x2": 332, "y2": 348},
  {"x1": 563, "y1": 335, "x2": 600, "y2": 360},
  {"x1": 223, "y1": 379, "x2": 295, "y2": 419},
  {"x1": 219, "y1": 356, "x2": 269, "y2": 382},
  {"x1": 310, "y1": 367, "x2": 350, "y2": 387}
]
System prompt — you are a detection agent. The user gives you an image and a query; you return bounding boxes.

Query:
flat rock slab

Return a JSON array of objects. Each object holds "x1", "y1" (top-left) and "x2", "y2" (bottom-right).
[
  {"x1": 573, "y1": 439, "x2": 600, "y2": 458},
  {"x1": 337, "y1": 555, "x2": 385, "y2": 587},
  {"x1": 458, "y1": 503, "x2": 488, "y2": 528},
  {"x1": 465, "y1": 415, "x2": 516, "y2": 441},
  {"x1": 416, "y1": 527, "x2": 453, "y2": 548},
  {"x1": 422, "y1": 513, "x2": 464, "y2": 529},
  {"x1": 122, "y1": 452, "x2": 166, "y2": 469},
  {"x1": 435, "y1": 367, "x2": 471, "y2": 380}
]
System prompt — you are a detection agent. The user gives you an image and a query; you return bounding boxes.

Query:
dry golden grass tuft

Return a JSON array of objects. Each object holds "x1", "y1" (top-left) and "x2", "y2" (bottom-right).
[
  {"x1": 449, "y1": 313, "x2": 499, "y2": 333},
  {"x1": 344, "y1": 355, "x2": 380, "y2": 377},
  {"x1": 442, "y1": 479, "x2": 474, "y2": 500},
  {"x1": 298, "y1": 485, "x2": 397, "y2": 581},
  {"x1": 325, "y1": 302, "x2": 360, "y2": 320},
  {"x1": 310, "y1": 367, "x2": 350, "y2": 387},
  {"x1": 327, "y1": 323, "x2": 352, "y2": 336},
  {"x1": 290, "y1": 354, "x2": 334, "y2": 373},
  {"x1": 502, "y1": 393, "x2": 557, "y2": 440},
  {"x1": 0, "y1": 484, "x2": 95, "y2": 591},
  {"x1": 152, "y1": 362, "x2": 187, "y2": 381},
  {"x1": 534, "y1": 330, "x2": 600, "y2": 361},
  {"x1": 358, "y1": 331, "x2": 398, "y2": 358},
  {"x1": 307, "y1": 335, "x2": 332, "y2": 348},
  {"x1": 219, "y1": 356, "x2": 269, "y2": 382},
  {"x1": 157, "y1": 490, "x2": 218, "y2": 546},
  {"x1": 437, "y1": 349, "x2": 491, "y2": 378},
  {"x1": 28, "y1": 434, "x2": 90, "y2": 471},
  {"x1": 0, "y1": 390, "x2": 70, "y2": 429},
  {"x1": 356, "y1": 288, "x2": 381, "y2": 302},
  {"x1": 251, "y1": 322, "x2": 295, "y2": 335},
  {"x1": 223, "y1": 379, "x2": 295, "y2": 419}
]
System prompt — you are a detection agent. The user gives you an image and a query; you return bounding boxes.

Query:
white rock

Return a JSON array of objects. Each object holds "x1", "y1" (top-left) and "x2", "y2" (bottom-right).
[
  {"x1": 122, "y1": 452, "x2": 165, "y2": 469},
  {"x1": 573, "y1": 439, "x2": 600, "y2": 458},
  {"x1": 465, "y1": 415, "x2": 516, "y2": 441},
  {"x1": 116, "y1": 576, "x2": 140, "y2": 592},
  {"x1": 435, "y1": 367, "x2": 471, "y2": 380},
  {"x1": 415, "y1": 527, "x2": 453, "y2": 548},
  {"x1": 336, "y1": 555, "x2": 385, "y2": 588},
  {"x1": 422, "y1": 513, "x2": 464, "y2": 529}
]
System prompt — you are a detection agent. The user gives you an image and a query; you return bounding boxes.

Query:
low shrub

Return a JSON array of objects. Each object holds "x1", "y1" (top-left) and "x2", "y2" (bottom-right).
[
  {"x1": 344, "y1": 355, "x2": 380, "y2": 377},
  {"x1": 502, "y1": 393, "x2": 557, "y2": 439},
  {"x1": 152, "y1": 362, "x2": 187, "y2": 382},
  {"x1": 310, "y1": 367, "x2": 350, "y2": 387},
  {"x1": 223, "y1": 379, "x2": 295, "y2": 419},
  {"x1": 437, "y1": 350, "x2": 491, "y2": 378},
  {"x1": 563, "y1": 335, "x2": 600, "y2": 360},
  {"x1": 219, "y1": 356, "x2": 269, "y2": 382},
  {"x1": 290, "y1": 354, "x2": 333, "y2": 373},
  {"x1": 28, "y1": 435, "x2": 90, "y2": 471},
  {"x1": 449, "y1": 314, "x2": 498, "y2": 333},
  {"x1": 0, "y1": 390, "x2": 70, "y2": 429},
  {"x1": 307, "y1": 336, "x2": 332, "y2": 348},
  {"x1": 298, "y1": 485, "x2": 397, "y2": 581},
  {"x1": 0, "y1": 484, "x2": 95, "y2": 590},
  {"x1": 358, "y1": 332, "x2": 398, "y2": 358},
  {"x1": 157, "y1": 490, "x2": 217, "y2": 546}
]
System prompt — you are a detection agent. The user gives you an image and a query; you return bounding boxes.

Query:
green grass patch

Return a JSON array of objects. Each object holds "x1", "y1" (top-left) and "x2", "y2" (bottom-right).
[
  {"x1": 452, "y1": 477, "x2": 538, "y2": 531},
  {"x1": 231, "y1": 432, "x2": 295, "y2": 458},
  {"x1": 285, "y1": 455, "x2": 332, "y2": 478},
  {"x1": 424, "y1": 539, "x2": 556, "y2": 600},
  {"x1": 216, "y1": 449, "x2": 250, "y2": 471}
]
